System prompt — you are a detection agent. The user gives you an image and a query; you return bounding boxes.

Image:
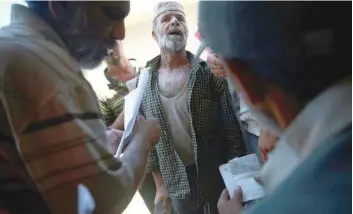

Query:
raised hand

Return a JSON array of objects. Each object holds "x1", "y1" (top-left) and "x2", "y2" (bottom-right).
[
  {"x1": 154, "y1": 185, "x2": 168, "y2": 204},
  {"x1": 105, "y1": 40, "x2": 136, "y2": 83},
  {"x1": 207, "y1": 52, "x2": 227, "y2": 78}
]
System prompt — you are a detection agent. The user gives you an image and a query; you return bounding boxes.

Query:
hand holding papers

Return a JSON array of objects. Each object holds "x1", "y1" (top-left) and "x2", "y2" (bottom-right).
[
  {"x1": 219, "y1": 154, "x2": 265, "y2": 202},
  {"x1": 115, "y1": 68, "x2": 150, "y2": 157}
]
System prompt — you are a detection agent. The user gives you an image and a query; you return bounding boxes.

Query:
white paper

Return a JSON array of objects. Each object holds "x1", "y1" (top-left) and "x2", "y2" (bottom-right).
[
  {"x1": 125, "y1": 77, "x2": 138, "y2": 92},
  {"x1": 115, "y1": 68, "x2": 150, "y2": 157},
  {"x1": 219, "y1": 154, "x2": 265, "y2": 202}
]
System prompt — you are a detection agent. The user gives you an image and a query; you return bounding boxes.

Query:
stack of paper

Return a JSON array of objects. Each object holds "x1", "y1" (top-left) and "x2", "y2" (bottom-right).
[
  {"x1": 219, "y1": 154, "x2": 265, "y2": 202},
  {"x1": 114, "y1": 68, "x2": 150, "y2": 157}
]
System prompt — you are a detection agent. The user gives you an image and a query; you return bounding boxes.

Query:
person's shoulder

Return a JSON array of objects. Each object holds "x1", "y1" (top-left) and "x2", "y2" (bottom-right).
[
  {"x1": 0, "y1": 38, "x2": 85, "y2": 105},
  {"x1": 192, "y1": 55, "x2": 228, "y2": 89},
  {"x1": 0, "y1": 42, "x2": 59, "y2": 78},
  {"x1": 189, "y1": 53, "x2": 209, "y2": 76},
  {"x1": 247, "y1": 125, "x2": 352, "y2": 214},
  {"x1": 0, "y1": 38, "x2": 31, "y2": 61},
  {"x1": 198, "y1": 60, "x2": 209, "y2": 71},
  {"x1": 0, "y1": 28, "x2": 83, "y2": 84},
  {"x1": 0, "y1": 40, "x2": 44, "y2": 81},
  {"x1": 199, "y1": 62, "x2": 218, "y2": 86},
  {"x1": 145, "y1": 55, "x2": 161, "y2": 68}
]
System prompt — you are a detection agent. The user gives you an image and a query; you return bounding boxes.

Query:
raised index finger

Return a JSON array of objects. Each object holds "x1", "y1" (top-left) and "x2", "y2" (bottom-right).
[{"x1": 115, "y1": 40, "x2": 124, "y2": 56}]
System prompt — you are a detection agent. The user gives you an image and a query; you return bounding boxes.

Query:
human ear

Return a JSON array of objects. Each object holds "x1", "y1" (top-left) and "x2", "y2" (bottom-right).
[{"x1": 152, "y1": 30, "x2": 158, "y2": 42}]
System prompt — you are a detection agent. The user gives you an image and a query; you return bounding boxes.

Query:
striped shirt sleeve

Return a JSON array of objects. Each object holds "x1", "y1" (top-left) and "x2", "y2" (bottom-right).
[{"x1": 1, "y1": 57, "x2": 135, "y2": 213}]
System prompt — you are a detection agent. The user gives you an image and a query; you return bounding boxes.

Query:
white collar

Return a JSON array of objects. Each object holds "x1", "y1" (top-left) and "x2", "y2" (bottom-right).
[
  {"x1": 283, "y1": 81, "x2": 352, "y2": 158},
  {"x1": 261, "y1": 81, "x2": 351, "y2": 193}
]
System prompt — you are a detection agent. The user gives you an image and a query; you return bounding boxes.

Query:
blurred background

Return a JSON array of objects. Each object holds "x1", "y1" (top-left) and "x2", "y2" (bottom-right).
[
  {"x1": 85, "y1": 0, "x2": 201, "y2": 99},
  {"x1": 0, "y1": 0, "x2": 201, "y2": 100}
]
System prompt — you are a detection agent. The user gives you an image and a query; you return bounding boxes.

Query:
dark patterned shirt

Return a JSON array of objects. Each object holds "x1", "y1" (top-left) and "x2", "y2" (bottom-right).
[{"x1": 139, "y1": 52, "x2": 246, "y2": 203}]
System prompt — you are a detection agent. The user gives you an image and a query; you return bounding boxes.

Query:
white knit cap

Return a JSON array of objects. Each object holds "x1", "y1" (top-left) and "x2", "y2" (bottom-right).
[{"x1": 152, "y1": 1, "x2": 185, "y2": 22}]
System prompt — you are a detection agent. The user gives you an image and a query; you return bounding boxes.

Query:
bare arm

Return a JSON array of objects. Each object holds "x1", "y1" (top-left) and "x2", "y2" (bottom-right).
[
  {"x1": 149, "y1": 148, "x2": 163, "y2": 188},
  {"x1": 121, "y1": 117, "x2": 160, "y2": 189},
  {"x1": 152, "y1": 171, "x2": 164, "y2": 189},
  {"x1": 1, "y1": 60, "x2": 153, "y2": 214}
]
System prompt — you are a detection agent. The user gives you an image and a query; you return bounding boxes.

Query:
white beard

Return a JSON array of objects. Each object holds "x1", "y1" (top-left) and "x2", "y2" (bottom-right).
[
  {"x1": 156, "y1": 23, "x2": 189, "y2": 53},
  {"x1": 158, "y1": 66, "x2": 190, "y2": 98},
  {"x1": 158, "y1": 34, "x2": 187, "y2": 52}
]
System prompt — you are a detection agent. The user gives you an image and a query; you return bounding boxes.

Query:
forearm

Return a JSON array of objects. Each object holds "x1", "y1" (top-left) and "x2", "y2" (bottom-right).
[
  {"x1": 110, "y1": 109, "x2": 125, "y2": 130},
  {"x1": 25, "y1": 133, "x2": 138, "y2": 214},
  {"x1": 152, "y1": 171, "x2": 164, "y2": 188},
  {"x1": 49, "y1": 137, "x2": 151, "y2": 214},
  {"x1": 121, "y1": 136, "x2": 150, "y2": 188},
  {"x1": 4, "y1": 72, "x2": 137, "y2": 213},
  {"x1": 45, "y1": 163, "x2": 136, "y2": 214}
]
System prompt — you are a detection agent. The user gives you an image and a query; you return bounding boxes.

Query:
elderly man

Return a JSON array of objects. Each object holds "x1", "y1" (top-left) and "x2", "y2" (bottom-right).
[
  {"x1": 108, "y1": 1, "x2": 245, "y2": 213},
  {"x1": 199, "y1": 1, "x2": 351, "y2": 214},
  {"x1": 0, "y1": 1, "x2": 161, "y2": 214}
]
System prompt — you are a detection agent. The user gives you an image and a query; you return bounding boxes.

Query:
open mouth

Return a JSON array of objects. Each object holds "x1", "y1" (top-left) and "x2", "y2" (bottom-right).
[{"x1": 168, "y1": 30, "x2": 183, "y2": 36}]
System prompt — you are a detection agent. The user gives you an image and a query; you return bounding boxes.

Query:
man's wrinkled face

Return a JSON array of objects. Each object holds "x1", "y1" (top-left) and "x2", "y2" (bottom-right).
[
  {"x1": 153, "y1": 11, "x2": 188, "y2": 52},
  {"x1": 54, "y1": 1, "x2": 130, "y2": 69}
]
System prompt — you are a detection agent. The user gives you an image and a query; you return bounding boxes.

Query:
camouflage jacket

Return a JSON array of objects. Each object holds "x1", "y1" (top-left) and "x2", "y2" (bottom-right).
[{"x1": 99, "y1": 68, "x2": 129, "y2": 126}]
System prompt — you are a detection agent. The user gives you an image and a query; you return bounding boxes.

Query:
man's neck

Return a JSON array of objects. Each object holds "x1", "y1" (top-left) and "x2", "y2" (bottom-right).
[{"x1": 160, "y1": 49, "x2": 189, "y2": 69}]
